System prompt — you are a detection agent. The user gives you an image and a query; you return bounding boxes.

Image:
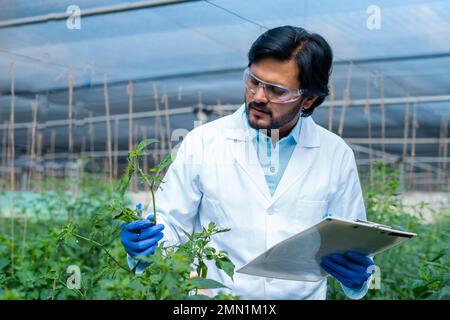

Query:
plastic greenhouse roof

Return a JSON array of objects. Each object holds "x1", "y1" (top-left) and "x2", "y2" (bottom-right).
[{"x1": 0, "y1": 0, "x2": 449, "y2": 175}]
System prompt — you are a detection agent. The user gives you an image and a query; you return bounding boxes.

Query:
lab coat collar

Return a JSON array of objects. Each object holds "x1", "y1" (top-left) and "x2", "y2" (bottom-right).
[
  {"x1": 225, "y1": 104, "x2": 321, "y2": 148},
  {"x1": 225, "y1": 104, "x2": 321, "y2": 204}
]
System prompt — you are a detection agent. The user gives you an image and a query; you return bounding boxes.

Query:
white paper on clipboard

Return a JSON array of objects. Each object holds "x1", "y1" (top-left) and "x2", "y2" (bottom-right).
[{"x1": 236, "y1": 216, "x2": 416, "y2": 282}]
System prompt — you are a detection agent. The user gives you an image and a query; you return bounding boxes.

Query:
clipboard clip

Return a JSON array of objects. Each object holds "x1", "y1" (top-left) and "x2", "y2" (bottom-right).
[{"x1": 356, "y1": 219, "x2": 393, "y2": 229}]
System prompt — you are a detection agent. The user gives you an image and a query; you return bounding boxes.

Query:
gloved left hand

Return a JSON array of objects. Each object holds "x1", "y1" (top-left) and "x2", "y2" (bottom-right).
[{"x1": 320, "y1": 251, "x2": 374, "y2": 289}]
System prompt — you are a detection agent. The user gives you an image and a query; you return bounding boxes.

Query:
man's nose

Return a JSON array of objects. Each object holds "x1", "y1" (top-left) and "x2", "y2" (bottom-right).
[{"x1": 253, "y1": 84, "x2": 269, "y2": 103}]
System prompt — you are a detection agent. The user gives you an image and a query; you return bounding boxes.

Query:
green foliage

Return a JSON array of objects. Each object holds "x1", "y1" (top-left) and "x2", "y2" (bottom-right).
[
  {"x1": 327, "y1": 162, "x2": 450, "y2": 300},
  {"x1": 0, "y1": 140, "x2": 237, "y2": 300},
  {"x1": 1, "y1": 152, "x2": 447, "y2": 300}
]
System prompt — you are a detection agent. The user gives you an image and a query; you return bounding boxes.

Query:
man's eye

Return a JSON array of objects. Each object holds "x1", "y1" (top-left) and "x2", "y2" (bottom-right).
[
  {"x1": 270, "y1": 86, "x2": 287, "y2": 96},
  {"x1": 250, "y1": 78, "x2": 259, "y2": 86}
]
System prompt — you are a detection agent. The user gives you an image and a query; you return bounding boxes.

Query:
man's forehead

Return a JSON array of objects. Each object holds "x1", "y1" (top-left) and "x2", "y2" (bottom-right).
[{"x1": 249, "y1": 59, "x2": 300, "y2": 88}]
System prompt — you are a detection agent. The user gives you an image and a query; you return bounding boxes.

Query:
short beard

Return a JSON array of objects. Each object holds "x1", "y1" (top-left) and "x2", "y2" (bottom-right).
[{"x1": 245, "y1": 98, "x2": 301, "y2": 131}]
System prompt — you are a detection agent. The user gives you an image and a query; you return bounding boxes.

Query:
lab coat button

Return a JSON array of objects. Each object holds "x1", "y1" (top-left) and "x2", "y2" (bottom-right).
[{"x1": 267, "y1": 208, "x2": 274, "y2": 215}]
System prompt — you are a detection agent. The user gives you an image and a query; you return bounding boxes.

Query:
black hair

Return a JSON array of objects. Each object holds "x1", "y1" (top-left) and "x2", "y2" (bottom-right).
[{"x1": 247, "y1": 25, "x2": 333, "y2": 116}]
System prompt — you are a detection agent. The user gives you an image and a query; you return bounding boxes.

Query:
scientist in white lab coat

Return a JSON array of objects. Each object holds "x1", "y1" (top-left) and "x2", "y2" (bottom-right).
[{"x1": 120, "y1": 25, "x2": 374, "y2": 300}]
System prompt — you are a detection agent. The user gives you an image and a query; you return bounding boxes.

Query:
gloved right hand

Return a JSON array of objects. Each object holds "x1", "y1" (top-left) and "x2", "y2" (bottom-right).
[{"x1": 120, "y1": 216, "x2": 165, "y2": 258}]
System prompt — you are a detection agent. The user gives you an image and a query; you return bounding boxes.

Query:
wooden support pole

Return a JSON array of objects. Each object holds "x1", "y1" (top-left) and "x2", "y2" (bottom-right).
[
  {"x1": 328, "y1": 78, "x2": 335, "y2": 132},
  {"x1": 338, "y1": 62, "x2": 353, "y2": 137},
  {"x1": 364, "y1": 70, "x2": 373, "y2": 185},
  {"x1": 80, "y1": 135, "x2": 86, "y2": 178},
  {"x1": 68, "y1": 68, "x2": 74, "y2": 155},
  {"x1": 28, "y1": 97, "x2": 38, "y2": 190},
  {"x1": 152, "y1": 83, "x2": 162, "y2": 163},
  {"x1": 133, "y1": 125, "x2": 139, "y2": 191},
  {"x1": 1, "y1": 120, "x2": 7, "y2": 189},
  {"x1": 88, "y1": 111, "x2": 95, "y2": 172},
  {"x1": 401, "y1": 100, "x2": 410, "y2": 188},
  {"x1": 163, "y1": 87, "x2": 172, "y2": 153},
  {"x1": 36, "y1": 132, "x2": 43, "y2": 191},
  {"x1": 216, "y1": 99, "x2": 224, "y2": 117},
  {"x1": 438, "y1": 117, "x2": 448, "y2": 184},
  {"x1": 409, "y1": 102, "x2": 419, "y2": 188},
  {"x1": 103, "y1": 74, "x2": 113, "y2": 185},
  {"x1": 127, "y1": 80, "x2": 134, "y2": 152},
  {"x1": 8, "y1": 62, "x2": 16, "y2": 276},
  {"x1": 9, "y1": 62, "x2": 16, "y2": 191},
  {"x1": 379, "y1": 75, "x2": 386, "y2": 159},
  {"x1": 114, "y1": 118, "x2": 119, "y2": 179},
  {"x1": 378, "y1": 74, "x2": 387, "y2": 186},
  {"x1": 50, "y1": 129, "x2": 56, "y2": 180},
  {"x1": 25, "y1": 128, "x2": 31, "y2": 189},
  {"x1": 178, "y1": 85, "x2": 183, "y2": 101},
  {"x1": 159, "y1": 87, "x2": 166, "y2": 152},
  {"x1": 442, "y1": 118, "x2": 448, "y2": 177}
]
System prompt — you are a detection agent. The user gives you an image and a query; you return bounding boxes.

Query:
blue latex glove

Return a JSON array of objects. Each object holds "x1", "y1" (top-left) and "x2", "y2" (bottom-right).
[
  {"x1": 120, "y1": 215, "x2": 165, "y2": 258},
  {"x1": 320, "y1": 251, "x2": 374, "y2": 289}
]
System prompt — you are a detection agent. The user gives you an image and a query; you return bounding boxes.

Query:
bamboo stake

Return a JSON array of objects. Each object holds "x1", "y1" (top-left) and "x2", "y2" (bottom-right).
[
  {"x1": 80, "y1": 136, "x2": 86, "y2": 178},
  {"x1": 128, "y1": 81, "x2": 137, "y2": 191},
  {"x1": 9, "y1": 62, "x2": 16, "y2": 276},
  {"x1": 402, "y1": 101, "x2": 410, "y2": 187},
  {"x1": 21, "y1": 210, "x2": 27, "y2": 262},
  {"x1": 438, "y1": 117, "x2": 448, "y2": 183},
  {"x1": 163, "y1": 88, "x2": 172, "y2": 153},
  {"x1": 178, "y1": 85, "x2": 183, "y2": 101},
  {"x1": 68, "y1": 68, "x2": 74, "y2": 155},
  {"x1": 159, "y1": 87, "x2": 166, "y2": 152},
  {"x1": 364, "y1": 70, "x2": 373, "y2": 185},
  {"x1": 442, "y1": 118, "x2": 448, "y2": 178},
  {"x1": 9, "y1": 62, "x2": 16, "y2": 191},
  {"x1": 88, "y1": 111, "x2": 95, "y2": 172},
  {"x1": 379, "y1": 75, "x2": 386, "y2": 159},
  {"x1": 133, "y1": 126, "x2": 139, "y2": 191},
  {"x1": 25, "y1": 127, "x2": 31, "y2": 189},
  {"x1": 338, "y1": 62, "x2": 353, "y2": 137},
  {"x1": 28, "y1": 97, "x2": 38, "y2": 190},
  {"x1": 377, "y1": 74, "x2": 387, "y2": 187},
  {"x1": 114, "y1": 118, "x2": 119, "y2": 179},
  {"x1": 36, "y1": 132, "x2": 43, "y2": 191},
  {"x1": 328, "y1": 78, "x2": 335, "y2": 132},
  {"x1": 152, "y1": 83, "x2": 162, "y2": 163},
  {"x1": 50, "y1": 129, "x2": 56, "y2": 180},
  {"x1": 1, "y1": 120, "x2": 7, "y2": 189},
  {"x1": 103, "y1": 155, "x2": 108, "y2": 184},
  {"x1": 103, "y1": 74, "x2": 113, "y2": 185},
  {"x1": 216, "y1": 99, "x2": 224, "y2": 117},
  {"x1": 409, "y1": 102, "x2": 419, "y2": 188},
  {"x1": 127, "y1": 81, "x2": 134, "y2": 152}
]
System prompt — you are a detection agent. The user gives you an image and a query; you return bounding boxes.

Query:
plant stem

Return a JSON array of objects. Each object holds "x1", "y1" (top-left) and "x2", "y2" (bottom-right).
[
  {"x1": 136, "y1": 162, "x2": 157, "y2": 224},
  {"x1": 71, "y1": 233, "x2": 130, "y2": 273},
  {"x1": 150, "y1": 184, "x2": 157, "y2": 224}
]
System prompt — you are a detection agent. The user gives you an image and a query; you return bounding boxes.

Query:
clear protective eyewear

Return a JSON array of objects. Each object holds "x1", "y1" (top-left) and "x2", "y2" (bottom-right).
[{"x1": 243, "y1": 68, "x2": 306, "y2": 103}]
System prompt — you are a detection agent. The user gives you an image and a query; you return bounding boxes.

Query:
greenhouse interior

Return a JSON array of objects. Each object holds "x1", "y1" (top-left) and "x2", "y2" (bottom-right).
[{"x1": 0, "y1": 0, "x2": 449, "y2": 301}]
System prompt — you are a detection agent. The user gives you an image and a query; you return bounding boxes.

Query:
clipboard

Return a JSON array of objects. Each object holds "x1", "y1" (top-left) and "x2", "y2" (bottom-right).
[{"x1": 236, "y1": 216, "x2": 417, "y2": 282}]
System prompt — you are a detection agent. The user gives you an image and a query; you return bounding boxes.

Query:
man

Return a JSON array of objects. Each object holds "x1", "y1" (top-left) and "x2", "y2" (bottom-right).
[{"x1": 120, "y1": 26, "x2": 374, "y2": 299}]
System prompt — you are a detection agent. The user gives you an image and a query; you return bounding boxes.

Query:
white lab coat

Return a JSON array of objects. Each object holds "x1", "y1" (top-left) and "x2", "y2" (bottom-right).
[{"x1": 146, "y1": 104, "x2": 366, "y2": 300}]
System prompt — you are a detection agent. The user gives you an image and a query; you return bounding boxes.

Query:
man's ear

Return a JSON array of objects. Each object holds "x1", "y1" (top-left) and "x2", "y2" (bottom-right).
[{"x1": 300, "y1": 96, "x2": 318, "y2": 110}]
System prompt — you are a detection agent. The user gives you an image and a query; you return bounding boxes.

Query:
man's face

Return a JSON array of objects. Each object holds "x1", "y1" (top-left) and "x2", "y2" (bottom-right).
[{"x1": 245, "y1": 58, "x2": 306, "y2": 130}]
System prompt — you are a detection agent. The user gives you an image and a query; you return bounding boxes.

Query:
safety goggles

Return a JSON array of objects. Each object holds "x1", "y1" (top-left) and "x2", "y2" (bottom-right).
[{"x1": 243, "y1": 68, "x2": 306, "y2": 103}]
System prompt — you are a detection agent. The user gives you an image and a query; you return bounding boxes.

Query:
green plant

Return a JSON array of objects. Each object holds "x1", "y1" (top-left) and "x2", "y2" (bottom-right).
[
  {"x1": 327, "y1": 162, "x2": 450, "y2": 300},
  {"x1": 54, "y1": 139, "x2": 238, "y2": 299}
]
